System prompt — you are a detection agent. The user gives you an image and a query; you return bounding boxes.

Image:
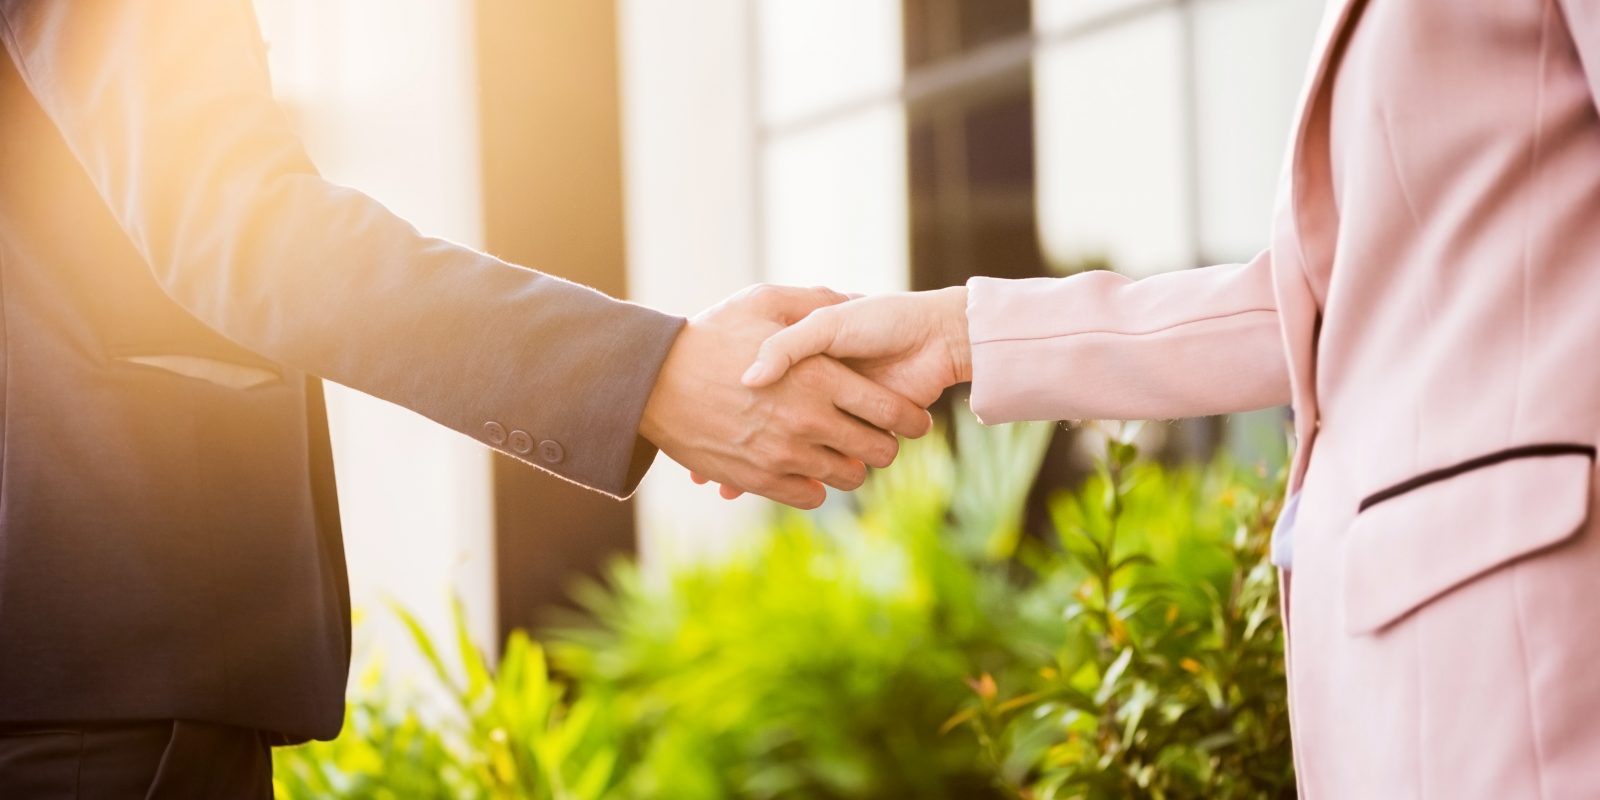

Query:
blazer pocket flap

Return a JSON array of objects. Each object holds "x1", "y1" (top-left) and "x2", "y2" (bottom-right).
[
  {"x1": 116, "y1": 354, "x2": 281, "y2": 390},
  {"x1": 1343, "y1": 447, "x2": 1594, "y2": 635}
]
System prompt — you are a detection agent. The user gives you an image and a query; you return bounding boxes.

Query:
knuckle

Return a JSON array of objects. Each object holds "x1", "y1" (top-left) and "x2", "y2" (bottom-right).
[
  {"x1": 743, "y1": 283, "x2": 778, "y2": 309},
  {"x1": 873, "y1": 395, "x2": 901, "y2": 425},
  {"x1": 754, "y1": 440, "x2": 787, "y2": 471},
  {"x1": 811, "y1": 285, "x2": 844, "y2": 305},
  {"x1": 791, "y1": 360, "x2": 828, "y2": 391},
  {"x1": 791, "y1": 412, "x2": 824, "y2": 438},
  {"x1": 758, "y1": 438, "x2": 804, "y2": 473}
]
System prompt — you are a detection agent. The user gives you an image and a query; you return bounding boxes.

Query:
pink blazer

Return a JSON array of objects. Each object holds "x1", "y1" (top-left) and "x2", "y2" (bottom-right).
[{"x1": 967, "y1": 0, "x2": 1600, "y2": 795}]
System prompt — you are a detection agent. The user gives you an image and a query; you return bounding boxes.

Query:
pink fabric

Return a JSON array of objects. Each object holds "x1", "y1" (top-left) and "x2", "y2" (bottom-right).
[
  {"x1": 968, "y1": 0, "x2": 1600, "y2": 795},
  {"x1": 967, "y1": 255, "x2": 1288, "y2": 421}
]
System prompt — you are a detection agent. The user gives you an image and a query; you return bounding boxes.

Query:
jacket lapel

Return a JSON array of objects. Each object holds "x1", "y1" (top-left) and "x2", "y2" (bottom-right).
[{"x1": 1275, "y1": 0, "x2": 1366, "y2": 488}]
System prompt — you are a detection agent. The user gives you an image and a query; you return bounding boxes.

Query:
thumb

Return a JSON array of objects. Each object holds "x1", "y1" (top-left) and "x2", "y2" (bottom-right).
[{"x1": 741, "y1": 311, "x2": 841, "y2": 387}]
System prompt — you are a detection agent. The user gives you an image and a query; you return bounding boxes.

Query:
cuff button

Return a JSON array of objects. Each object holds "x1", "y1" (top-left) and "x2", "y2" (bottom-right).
[
  {"x1": 508, "y1": 429, "x2": 534, "y2": 455},
  {"x1": 538, "y1": 439, "x2": 565, "y2": 464},
  {"x1": 483, "y1": 421, "x2": 507, "y2": 446}
]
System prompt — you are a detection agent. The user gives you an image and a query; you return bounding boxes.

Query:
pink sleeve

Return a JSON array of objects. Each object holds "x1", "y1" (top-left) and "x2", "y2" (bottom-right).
[{"x1": 965, "y1": 249, "x2": 1290, "y2": 423}]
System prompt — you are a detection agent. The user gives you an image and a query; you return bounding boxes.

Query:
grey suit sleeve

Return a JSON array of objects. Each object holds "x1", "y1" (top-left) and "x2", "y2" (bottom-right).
[{"x1": 0, "y1": 0, "x2": 683, "y2": 497}]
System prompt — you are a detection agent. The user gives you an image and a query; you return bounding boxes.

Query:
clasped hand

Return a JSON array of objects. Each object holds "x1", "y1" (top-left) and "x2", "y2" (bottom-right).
[{"x1": 639, "y1": 284, "x2": 972, "y2": 508}]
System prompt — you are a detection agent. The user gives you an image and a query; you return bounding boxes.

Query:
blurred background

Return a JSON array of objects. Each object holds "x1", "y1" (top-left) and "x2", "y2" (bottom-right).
[{"x1": 248, "y1": 0, "x2": 1322, "y2": 699}]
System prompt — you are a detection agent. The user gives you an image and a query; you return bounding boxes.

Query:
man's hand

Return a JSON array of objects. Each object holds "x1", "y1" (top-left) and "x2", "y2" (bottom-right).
[
  {"x1": 640, "y1": 285, "x2": 934, "y2": 509},
  {"x1": 741, "y1": 286, "x2": 973, "y2": 406}
]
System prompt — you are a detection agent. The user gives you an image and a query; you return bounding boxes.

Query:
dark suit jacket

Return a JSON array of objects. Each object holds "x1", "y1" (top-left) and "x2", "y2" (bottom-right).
[{"x1": 0, "y1": 0, "x2": 683, "y2": 742}]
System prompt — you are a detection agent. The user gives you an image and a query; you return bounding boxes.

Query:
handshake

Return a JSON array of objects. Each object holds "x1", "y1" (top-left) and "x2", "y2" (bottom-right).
[{"x1": 638, "y1": 284, "x2": 974, "y2": 508}]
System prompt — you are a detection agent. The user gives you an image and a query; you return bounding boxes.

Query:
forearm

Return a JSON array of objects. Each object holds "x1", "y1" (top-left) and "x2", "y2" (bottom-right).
[
  {"x1": 0, "y1": 0, "x2": 682, "y2": 495},
  {"x1": 160, "y1": 171, "x2": 684, "y2": 494},
  {"x1": 965, "y1": 252, "x2": 1290, "y2": 423}
]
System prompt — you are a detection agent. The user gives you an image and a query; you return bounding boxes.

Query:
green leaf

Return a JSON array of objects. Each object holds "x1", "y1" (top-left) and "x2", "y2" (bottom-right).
[
  {"x1": 1095, "y1": 647, "x2": 1134, "y2": 706},
  {"x1": 939, "y1": 705, "x2": 981, "y2": 735},
  {"x1": 452, "y1": 597, "x2": 492, "y2": 703},
  {"x1": 572, "y1": 748, "x2": 616, "y2": 800}
]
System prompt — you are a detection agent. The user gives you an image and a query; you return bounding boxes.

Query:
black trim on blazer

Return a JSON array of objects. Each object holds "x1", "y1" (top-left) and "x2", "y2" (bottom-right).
[{"x1": 1358, "y1": 443, "x2": 1598, "y2": 513}]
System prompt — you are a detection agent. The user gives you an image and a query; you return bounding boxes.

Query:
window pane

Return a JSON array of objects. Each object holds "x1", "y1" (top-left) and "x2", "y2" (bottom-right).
[
  {"x1": 1032, "y1": 8, "x2": 1192, "y2": 277},
  {"x1": 758, "y1": 0, "x2": 903, "y2": 127},
  {"x1": 904, "y1": 0, "x2": 1030, "y2": 68},
  {"x1": 1033, "y1": 0, "x2": 1159, "y2": 35},
  {"x1": 763, "y1": 105, "x2": 909, "y2": 295},
  {"x1": 1193, "y1": 0, "x2": 1324, "y2": 262},
  {"x1": 908, "y1": 85, "x2": 1045, "y2": 289}
]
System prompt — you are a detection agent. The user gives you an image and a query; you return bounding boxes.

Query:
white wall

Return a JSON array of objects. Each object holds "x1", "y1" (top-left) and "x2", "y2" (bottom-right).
[{"x1": 252, "y1": 0, "x2": 498, "y2": 679}]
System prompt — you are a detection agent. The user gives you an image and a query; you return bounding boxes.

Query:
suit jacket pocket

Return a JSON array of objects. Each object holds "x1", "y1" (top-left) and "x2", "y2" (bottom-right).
[
  {"x1": 1343, "y1": 444, "x2": 1595, "y2": 635},
  {"x1": 114, "y1": 354, "x2": 281, "y2": 390}
]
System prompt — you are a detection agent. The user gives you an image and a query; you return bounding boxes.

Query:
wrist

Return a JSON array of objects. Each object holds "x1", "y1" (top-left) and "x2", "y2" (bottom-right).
[
  {"x1": 933, "y1": 286, "x2": 972, "y2": 383},
  {"x1": 638, "y1": 325, "x2": 690, "y2": 449}
]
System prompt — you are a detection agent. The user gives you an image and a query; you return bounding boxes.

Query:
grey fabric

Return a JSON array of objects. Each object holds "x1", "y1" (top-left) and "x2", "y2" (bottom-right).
[{"x1": 0, "y1": 0, "x2": 683, "y2": 741}]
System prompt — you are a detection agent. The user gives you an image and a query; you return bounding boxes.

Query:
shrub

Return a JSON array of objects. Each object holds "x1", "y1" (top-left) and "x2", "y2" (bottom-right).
[
  {"x1": 946, "y1": 428, "x2": 1293, "y2": 799},
  {"x1": 539, "y1": 414, "x2": 1056, "y2": 800},
  {"x1": 274, "y1": 604, "x2": 617, "y2": 800},
  {"x1": 273, "y1": 415, "x2": 1291, "y2": 799}
]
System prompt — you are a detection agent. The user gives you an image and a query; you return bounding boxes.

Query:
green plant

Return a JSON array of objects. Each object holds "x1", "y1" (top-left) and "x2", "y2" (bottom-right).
[
  {"x1": 946, "y1": 425, "x2": 1292, "y2": 799},
  {"x1": 275, "y1": 414, "x2": 1292, "y2": 799},
  {"x1": 545, "y1": 413, "x2": 1056, "y2": 800},
  {"x1": 274, "y1": 602, "x2": 617, "y2": 800}
]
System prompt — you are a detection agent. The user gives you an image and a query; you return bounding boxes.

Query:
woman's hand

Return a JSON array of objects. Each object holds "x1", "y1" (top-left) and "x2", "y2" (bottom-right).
[
  {"x1": 689, "y1": 286, "x2": 970, "y2": 502},
  {"x1": 740, "y1": 286, "x2": 973, "y2": 406},
  {"x1": 642, "y1": 284, "x2": 933, "y2": 509}
]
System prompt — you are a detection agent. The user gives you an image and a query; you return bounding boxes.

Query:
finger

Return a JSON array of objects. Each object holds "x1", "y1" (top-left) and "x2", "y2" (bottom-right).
[
  {"x1": 718, "y1": 483, "x2": 745, "y2": 500},
  {"x1": 752, "y1": 420, "x2": 869, "y2": 490},
  {"x1": 750, "y1": 284, "x2": 850, "y2": 325},
  {"x1": 812, "y1": 411, "x2": 900, "y2": 470},
  {"x1": 752, "y1": 474, "x2": 828, "y2": 510},
  {"x1": 798, "y1": 447, "x2": 869, "y2": 492},
  {"x1": 822, "y1": 359, "x2": 934, "y2": 439},
  {"x1": 690, "y1": 471, "x2": 710, "y2": 485},
  {"x1": 742, "y1": 310, "x2": 843, "y2": 388}
]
